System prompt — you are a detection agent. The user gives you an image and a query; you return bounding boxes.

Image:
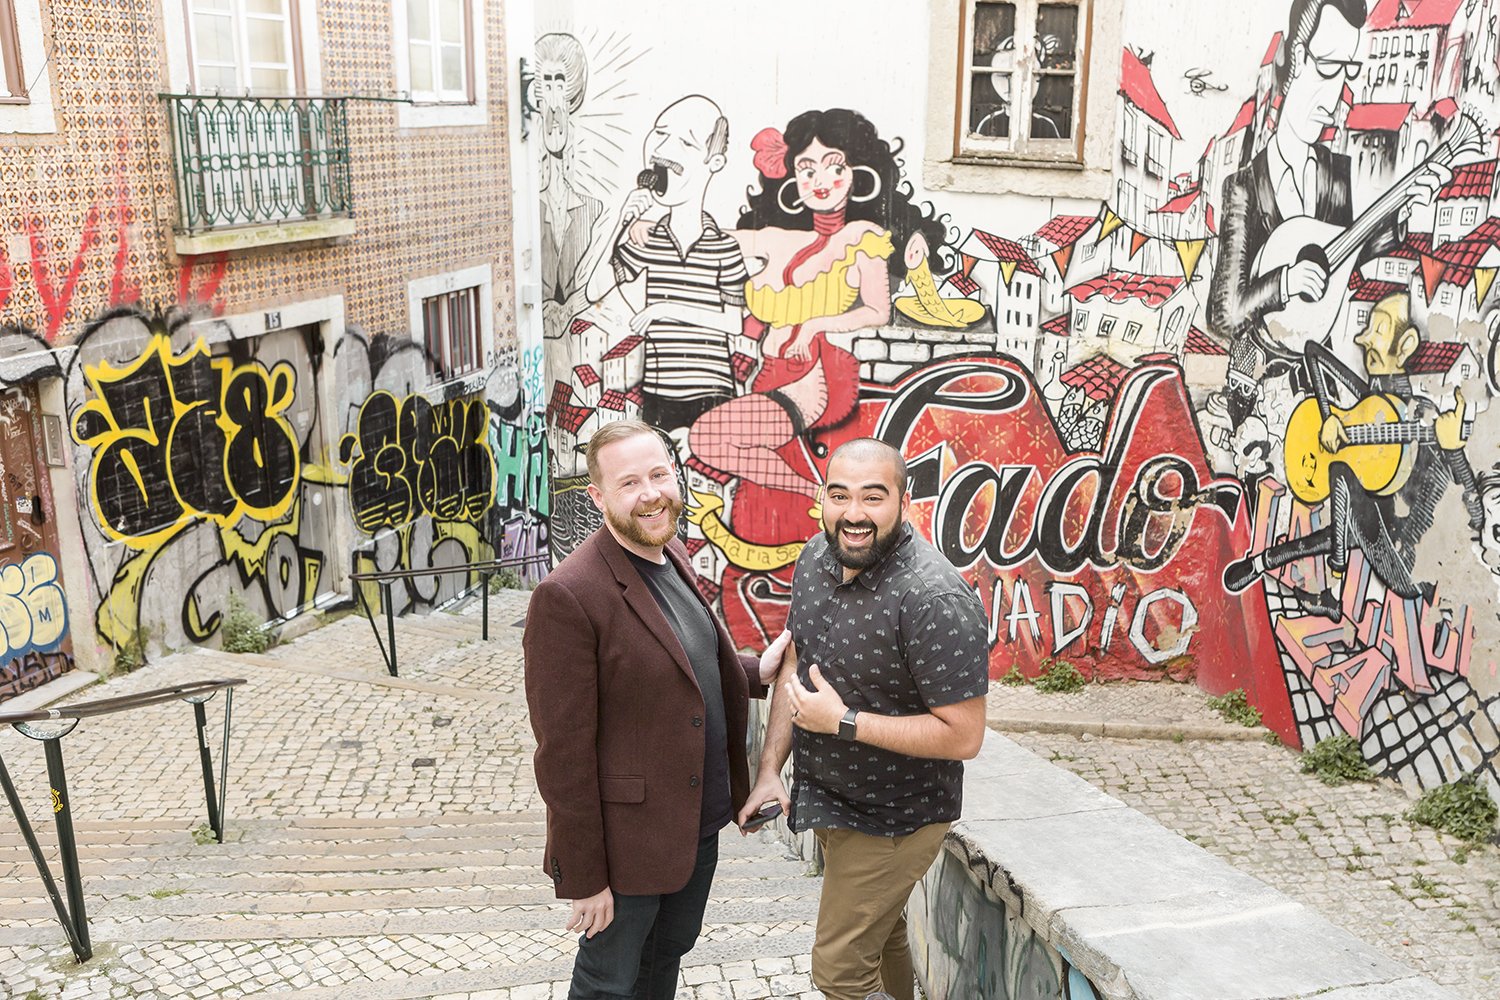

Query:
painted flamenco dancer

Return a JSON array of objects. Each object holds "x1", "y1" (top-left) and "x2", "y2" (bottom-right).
[{"x1": 686, "y1": 108, "x2": 949, "y2": 539}]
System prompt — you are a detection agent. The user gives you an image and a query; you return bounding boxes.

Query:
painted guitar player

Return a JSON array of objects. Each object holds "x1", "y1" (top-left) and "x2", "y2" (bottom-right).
[
  {"x1": 1222, "y1": 292, "x2": 1483, "y2": 612},
  {"x1": 1207, "y1": 0, "x2": 1468, "y2": 426}
]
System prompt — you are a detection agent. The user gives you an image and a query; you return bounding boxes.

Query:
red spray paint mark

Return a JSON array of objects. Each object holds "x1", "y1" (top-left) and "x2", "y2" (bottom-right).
[
  {"x1": 27, "y1": 205, "x2": 102, "y2": 341},
  {"x1": 176, "y1": 253, "x2": 229, "y2": 314}
]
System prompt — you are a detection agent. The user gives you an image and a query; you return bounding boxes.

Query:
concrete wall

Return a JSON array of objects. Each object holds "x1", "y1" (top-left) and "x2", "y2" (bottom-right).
[
  {"x1": 535, "y1": 0, "x2": 1500, "y2": 799},
  {"x1": 0, "y1": 0, "x2": 547, "y2": 684},
  {"x1": 907, "y1": 732, "x2": 1454, "y2": 1000}
]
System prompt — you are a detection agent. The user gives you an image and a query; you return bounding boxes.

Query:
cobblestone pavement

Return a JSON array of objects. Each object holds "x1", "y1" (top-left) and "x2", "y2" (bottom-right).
[
  {"x1": 0, "y1": 590, "x2": 826, "y2": 998},
  {"x1": 991, "y1": 682, "x2": 1500, "y2": 1000}
]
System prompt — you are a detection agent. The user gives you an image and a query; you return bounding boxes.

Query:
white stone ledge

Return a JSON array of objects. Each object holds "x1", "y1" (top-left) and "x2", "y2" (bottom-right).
[
  {"x1": 173, "y1": 216, "x2": 356, "y2": 256},
  {"x1": 912, "y1": 730, "x2": 1459, "y2": 1000}
]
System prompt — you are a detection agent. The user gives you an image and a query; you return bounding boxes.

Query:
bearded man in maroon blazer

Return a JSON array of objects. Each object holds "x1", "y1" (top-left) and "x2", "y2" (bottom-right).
[{"x1": 524, "y1": 419, "x2": 782, "y2": 999}]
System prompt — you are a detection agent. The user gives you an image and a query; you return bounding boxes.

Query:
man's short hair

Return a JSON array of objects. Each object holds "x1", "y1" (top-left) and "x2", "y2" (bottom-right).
[
  {"x1": 1275, "y1": 0, "x2": 1366, "y2": 94},
  {"x1": 708, "y1": 115, "x2": 730, "y2": 159},
  {"x1": 534, "y1": 33, "x2": 588, "y2": 112},
  {"x1": 586, "y1": 420, "x2": 662, "y2": 483},
  {"x1": 827, "y1": 438, "x2": 909, "y2": 494}
]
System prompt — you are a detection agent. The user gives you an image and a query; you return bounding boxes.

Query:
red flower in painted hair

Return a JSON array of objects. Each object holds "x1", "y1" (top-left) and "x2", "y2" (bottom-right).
[{"x1": 751, "y1": 127, "x2": 789, "y2": 179}]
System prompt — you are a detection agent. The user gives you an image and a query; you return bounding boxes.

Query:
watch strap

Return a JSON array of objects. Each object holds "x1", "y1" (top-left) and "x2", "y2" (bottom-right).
[{"x1": 838, "y1": 707, "x2": 858, "y2": 742}]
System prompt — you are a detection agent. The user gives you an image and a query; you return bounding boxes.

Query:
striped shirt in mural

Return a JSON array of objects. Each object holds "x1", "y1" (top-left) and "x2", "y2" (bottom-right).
[{"x1": 611, "y1": 214, "x2": 749, "y2": 401}]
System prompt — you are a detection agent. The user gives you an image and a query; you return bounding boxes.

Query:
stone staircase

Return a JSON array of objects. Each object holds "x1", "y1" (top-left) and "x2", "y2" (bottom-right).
[{"x1": 0, "y1": 593, "x2": 823, "y2": 998}]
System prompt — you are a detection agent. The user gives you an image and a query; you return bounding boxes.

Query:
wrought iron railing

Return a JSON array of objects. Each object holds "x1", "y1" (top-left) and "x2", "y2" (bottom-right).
[
  {"x1": 350, "y1": 556, "x2": 549, "y2": 677},
  {"x1": 162, "y1": 94, "x2": 353, "y2": 233},
  {"x1": 0, "y1": 678, "x2": 244, "y2": 963}
]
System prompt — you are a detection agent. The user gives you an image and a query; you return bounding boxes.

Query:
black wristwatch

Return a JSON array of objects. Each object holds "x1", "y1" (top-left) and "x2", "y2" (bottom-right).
[{"x1": 837, "y1": 708, "x2": 859, "y2": 742}]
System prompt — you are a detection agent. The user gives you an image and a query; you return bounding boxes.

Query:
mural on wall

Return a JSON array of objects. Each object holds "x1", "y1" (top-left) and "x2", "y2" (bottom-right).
[
  {"x1": 543, "y1": 0, "x2": 1500, "y2": 796},
  {"x1": 909, "y1": 845, "x2": 1103, "y2": 1000}
]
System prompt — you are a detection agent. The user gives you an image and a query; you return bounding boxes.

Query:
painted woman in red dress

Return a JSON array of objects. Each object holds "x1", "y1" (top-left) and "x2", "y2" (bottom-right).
[{"x1": 689, "y1": 109, "x2": 951, "y2": 545}]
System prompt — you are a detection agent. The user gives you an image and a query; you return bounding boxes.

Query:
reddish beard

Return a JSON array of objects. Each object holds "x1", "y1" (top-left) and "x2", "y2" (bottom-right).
[{"x1": 607, "y1": 494, "x2": 684, "y2": 548}]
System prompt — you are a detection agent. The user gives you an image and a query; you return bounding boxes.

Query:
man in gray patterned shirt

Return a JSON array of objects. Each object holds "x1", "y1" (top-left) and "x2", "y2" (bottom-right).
[{"x1": 736, "y1": 438, "x2": 989, "y2": 1000}]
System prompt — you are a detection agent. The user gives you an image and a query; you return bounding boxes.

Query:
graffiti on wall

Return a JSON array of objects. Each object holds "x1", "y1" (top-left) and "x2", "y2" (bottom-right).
[
  {"x1": 543, "y1": 0, "x2": 1500, "y2": 795},
  {"x1": 909, "y1": 845, "x2": 1103, "y2": 1000},
  {"x1": 0, "y1": 553, "x2": 68, "y2": 668}
]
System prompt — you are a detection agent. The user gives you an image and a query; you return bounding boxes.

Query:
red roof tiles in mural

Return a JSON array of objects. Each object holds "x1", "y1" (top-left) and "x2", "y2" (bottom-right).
[
  {"x1": 1066, "y1": 271, "x2": 1184, "y2": 308},
  {"x1": 969, "y1": 230, "x2": 1045, "y2": 276},
  {"x1": 1184, "y1": 328, "x2": 1228, "y2": 356},
  {"x1": 600, "y1": 335, "x2": 644, "y2": 361},
  {"x1": 597, "y1": 389, "x2": 628, "y2": 412},
  {"x1": 1368, "y1": 0, "x2": 1464, "y2": 30},
  {"x1": 1120, "y1": 48, "x2": 1181, "y2": 139},
  {"x1": 1407, "y1": 339, "x2": 1468, "y2": 374},
  {"x1": 546, "y1": 381, "x2": 573, "y2": 420},
  {"x1": 555, "y1": 403, "x2": 593, "y2": 435},
  {"x1": 1227, "y1": 98, "x2": 1256, "y2": 136},
  {"x1": 1261, "y1": 32, "x2": 1282, "y2": 68},
  {"x1": 570, "y1": 318, "x2": 595, "y2": 336},
  {"x1": 1346, "y1": 103, "x2": 1414, "y2": 132},
  {"x1": 1438, "y1": 160, "x2": 1497, "y2": 200},
  {"x1": 1429, "y1": 97, "x2": 1459, "y2": 121},
  {"x1": 573, "y1": 364, "x2": 601, "y2": 388},
  {"x1": 1061, "y1": 354, "x2": 1129, "y2": 402},
  {"x1": 685, "y1": 456, "x2": 733, "y2": 485},
  {"x1": 945, "y1": 272, "x2": 980, "y2": 296},
  {"x1": 1041, "y1": 314, "x2": 1071, "y2": 337},
  {"x1": 1033, "y1": 215, "x2": 1096, "y2": 247},
  {"x1": 1350, "y1": 276, "x2": 1407, "y2": 303},
  {"x1": 1433, "y1": 218, "x2": 1500, "y2": 268}
]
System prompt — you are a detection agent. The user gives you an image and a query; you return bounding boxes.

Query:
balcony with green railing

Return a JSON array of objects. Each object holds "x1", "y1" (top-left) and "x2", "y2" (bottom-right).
[{"x1": 162, "y1": 94, "x2": 355, "y2": 253}]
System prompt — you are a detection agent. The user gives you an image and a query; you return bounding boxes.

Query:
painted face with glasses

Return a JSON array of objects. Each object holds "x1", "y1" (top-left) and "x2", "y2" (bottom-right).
[{"x1": 1280, "y1": 9, "x2": 1362, "y2": 147}]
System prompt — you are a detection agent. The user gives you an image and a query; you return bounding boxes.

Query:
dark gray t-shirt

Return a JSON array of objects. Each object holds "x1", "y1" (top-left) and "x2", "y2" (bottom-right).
[
  {"x1": 787, "y1": 523, "x2": 989, "y2": 836},
  {"x1": 626, "y1": 552, "x2": 732, "y2": 839}
]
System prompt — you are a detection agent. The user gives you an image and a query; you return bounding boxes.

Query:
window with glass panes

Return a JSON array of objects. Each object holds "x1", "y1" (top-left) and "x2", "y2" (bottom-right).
[
  {"x1": 190, "y1": 0, "x2": 296, "y2": 93},
  {"x1": 0, "y1": 0, "x2": 26, "y2": 102},
  {"x1": 958, "y1": 0, "x2": 1091, "y2": 162},
  {"x1": 407, "y1": 0, "x2": 469, "y2": 103},
  {"x1": 423, "y1": 286, "x2": 482, "y2": 380}
]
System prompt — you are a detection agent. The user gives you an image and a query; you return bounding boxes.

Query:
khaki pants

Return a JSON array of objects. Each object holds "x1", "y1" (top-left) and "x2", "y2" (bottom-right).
[{"x1": 811, "y1": 822, "x2": 949, "y2": 1000}]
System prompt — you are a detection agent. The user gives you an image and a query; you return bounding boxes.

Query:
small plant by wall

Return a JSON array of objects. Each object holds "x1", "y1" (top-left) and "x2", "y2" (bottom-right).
[
  {"x1": 111, "y1": 622, "x2": 154, "y2": 675},
  {"x1": 1407, "y1": 776, "x2": 1499, "y2": 845},
  {"x1": 1033, "y1": 660, "x2": 1086, "y2": 694},
  {"x1": 488, "y1": 569, "x2": 523, "y2": 592},
  {"x1": 220, "y1": 595, "x2": 272, "y2": 655},
  {"x1": 1207, "y1": 689, "x2": 1262, "y2": 728},
  {"x1": 1299, "y1": 735, "x2": 1375, "y2": 786},
  {"x1": 998, "y1": 664, "x2": 1028, "y2": 687}
]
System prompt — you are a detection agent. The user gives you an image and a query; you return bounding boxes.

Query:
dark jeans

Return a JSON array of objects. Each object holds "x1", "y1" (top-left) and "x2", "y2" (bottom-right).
[{"x1": 568, "y1": 832, "x2": 719, "y2": 1000}]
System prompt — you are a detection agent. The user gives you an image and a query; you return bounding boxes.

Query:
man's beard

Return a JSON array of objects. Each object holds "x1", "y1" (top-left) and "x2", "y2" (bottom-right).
[
  {"x1": 607, "y1": 494, "x2": 684, "y2": 549},
  {"x1": 825, "y1": 517, "x2": 902, "y2": 571}
]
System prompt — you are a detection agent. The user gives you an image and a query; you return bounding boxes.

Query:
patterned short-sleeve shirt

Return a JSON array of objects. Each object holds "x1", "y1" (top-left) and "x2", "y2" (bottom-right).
[{"x1": 786, "y1": 523, "x2": 989, "y2": 836}]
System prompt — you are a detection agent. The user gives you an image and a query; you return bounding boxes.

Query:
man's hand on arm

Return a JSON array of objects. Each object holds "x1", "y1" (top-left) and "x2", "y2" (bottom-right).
[
  {"x1": 786, "y1": 663, "x2": 986, "y2": 760},
  {"x1": 566, "y1": 886, "x2": 614, "y2": 939}
]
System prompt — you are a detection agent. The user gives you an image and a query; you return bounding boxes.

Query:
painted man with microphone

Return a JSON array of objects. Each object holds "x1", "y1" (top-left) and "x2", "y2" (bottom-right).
[{"x1": 586, "y1": 95, "x2": 749, "y2": 433}]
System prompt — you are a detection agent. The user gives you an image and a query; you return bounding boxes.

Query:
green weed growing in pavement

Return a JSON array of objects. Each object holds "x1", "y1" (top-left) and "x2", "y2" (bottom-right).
[
  {"x1": 1407, "y1": 775, "x2": 1499, "y2": 845},
  {"x1": 148, "y1": 888, "x2": 186, "y2": 900},
  {"x1": 191, "y1": 823, "x2": 216, "y2": 845},
  {"x1": 998, "y1": 664, "x2": 1027, "y2": 687},
  {"x1": 111, "y1": 621, "x2": 154, "y2": 675},
  {"x1": 220, "y1": 594, "x2": 271, "y2": 654},
  {"x1": 489, "y1": 569, "x2": 523, "y2": 592},
  {"x1": 1206, "y1": 688, "x2": 1261, "y2": 727},
  {"x1": 1033, "y1": 659, "x2": 1086, "y2": 694},
  {"x1": 1410, "y1": 873, "x2": 1447, "y2": 899},
  {"x1": 1299, "y1": 734, "x2": 1375, "y2": 786}
]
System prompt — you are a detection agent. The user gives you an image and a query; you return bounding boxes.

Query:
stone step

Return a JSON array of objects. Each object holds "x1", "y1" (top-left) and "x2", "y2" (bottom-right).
[
  {"x1": 0, "y1": 897, "x2": 821, "y2": 946},
  {"x1": 0, "y1": 854, "x2": 817, "y2": 896},
  {"x1": 0, "y1": 873, "x2": 825, "y2": 922}
]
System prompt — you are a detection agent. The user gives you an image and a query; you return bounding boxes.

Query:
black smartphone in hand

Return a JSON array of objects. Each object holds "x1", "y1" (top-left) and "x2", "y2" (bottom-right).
[{"x1": 739, "y1": 801, "x2": 783, "y2": 833}]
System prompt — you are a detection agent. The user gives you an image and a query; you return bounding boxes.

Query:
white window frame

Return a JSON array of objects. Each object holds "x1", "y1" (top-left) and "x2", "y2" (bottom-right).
[
  {"x1": 407, "y1": 263, "x2": 494, "y2": 389},
  {"x1": 163, "y1": 0, "x2": 322, "y2": 95},
  {"x1": 0, "y1": 0, "x2": 55, "y2": 134},
  {"x1": 925, "y1": 0, "x2": 1121, "y2": 198},
  {"x1": 955, "y1": 0, "x2": 1091, "y2": 163},
  {"x1": 187, "y1": 0, "x2": 298, "y2": 95},
  {"x1": 391, "y1": 0, "x2": 486, "y2": 128},
  {"x1": 405, "y1": 0, "x2": 469, "y2": 104}
]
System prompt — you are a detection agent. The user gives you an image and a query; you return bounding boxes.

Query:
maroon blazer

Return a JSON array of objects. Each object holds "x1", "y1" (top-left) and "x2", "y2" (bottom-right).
[{"x1": 523, "y1": 526, "x2": 765, "y2": 899}]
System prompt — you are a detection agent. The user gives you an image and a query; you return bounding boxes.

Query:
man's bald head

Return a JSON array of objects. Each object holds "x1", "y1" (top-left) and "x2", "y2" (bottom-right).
[{"x1": 826, "y1": 438, "x2": 908, "y2": 495}]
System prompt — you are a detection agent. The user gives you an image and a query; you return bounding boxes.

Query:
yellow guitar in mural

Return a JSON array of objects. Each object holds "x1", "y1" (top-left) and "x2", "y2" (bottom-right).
[{"x1": 1282, "y1": 394, "x2": 1433, "y2": 504}]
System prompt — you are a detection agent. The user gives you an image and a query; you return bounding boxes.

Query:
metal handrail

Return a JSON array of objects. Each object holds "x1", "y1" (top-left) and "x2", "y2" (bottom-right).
[
  {"x1": 0, "y1": 677, "x2": 245, "y2": 964},
  {"x1": 349, "y1": 555, "x2": 548, "y2": 677}
]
